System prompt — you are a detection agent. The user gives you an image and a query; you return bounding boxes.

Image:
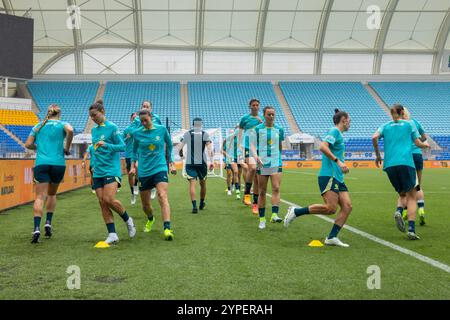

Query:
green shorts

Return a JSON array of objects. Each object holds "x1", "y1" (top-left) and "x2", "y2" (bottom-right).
[
  {"x1": 257, "y1": 167, "x2": 283, "y2": 176},
  {"x1": 385, "y1": 165, "x2": 417, "y2": 194},
  {"x1": 93, "y1": 176, "x2": 122, "y2": 190},
  {"x1": 33, "y1": 165, "x2": 66, "y2": 184},
  {"x1": 125, "y1": 158, "x2": 132, "y2": 172},
  {"x1": 244, "y1": 148, "x2": 250, "y2": 158},
  {"x1": 186, "y1": 164, "x2": 208, "y2": 181},
  {"x1": 138, "y1": 171, "x2": 168, "y2": 191},
  {"x1": 413, "y1": 153, "x2": 424, "y2": 172},
  {"x1": 318, "y1": 176, "x2": 348, "y2": 195}
]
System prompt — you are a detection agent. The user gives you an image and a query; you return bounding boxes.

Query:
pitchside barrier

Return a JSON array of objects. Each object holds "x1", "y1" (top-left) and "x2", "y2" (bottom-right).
[
  {"x1": 1, "y1": 159, "x2": 449, "y2": 212},
  {"x1": 0, "y1": 159, "x2": 127, "y2": 212}
]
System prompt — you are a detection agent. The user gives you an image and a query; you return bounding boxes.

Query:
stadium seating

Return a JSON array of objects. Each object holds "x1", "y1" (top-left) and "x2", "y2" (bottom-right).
[
  {"x1": 27, "y1": 81, "x2": 99, "y2": 133},
  {"x1": 103, "y1": 81, "x2": 181, "y2": 131},
  {"x1": 370, "y1": 82, "x2": 450, "y2": 159},
  {"x1": 369, "y1": 82, "x2": 450, "y2": 136},
  {"x1": 0, "y1": 109, "x2": 38, "y2": 147},
  {"x1": 188, "y1": 82, "x2": 291, "y2": 136},
  {"x1": 279, "y1": 82, "x2": 390, "y2": 139},
  {"x1": 4, "y1": 125, "x2": 33, "y2": 143},
  {"x1": 0, "y1": 129, "x2": 24, "y2": 154}
]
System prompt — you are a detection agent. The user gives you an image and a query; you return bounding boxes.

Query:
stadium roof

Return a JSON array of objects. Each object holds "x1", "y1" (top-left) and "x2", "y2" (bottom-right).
[{"x1": 2, "y1": 0, "x2": 450, "y2": 75}]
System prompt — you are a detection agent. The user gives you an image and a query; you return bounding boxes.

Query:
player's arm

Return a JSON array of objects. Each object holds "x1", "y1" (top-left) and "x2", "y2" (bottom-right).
[
  {"x1": 165, "y1": 129, "x2": 176, "y2": 175},
  {"x1": 130, "y1": 134, "x2": 139, "y2": 175},
  {"x1": 178, "y1": 140, "x2": 185, "y2": 158},
  {"x1": 372, "y1": 131, "x2": 382, "y2": 168},
  {"x1": 102, "y1": 129, "x2": 126, "y2": 152},
  {"x1": 63, "y1": 123, "x2": 74, "y2": 155},
  {"x1": 319, "y1": 141, "x2": 348, "y2": 174},
  {"x1": 24, "y1": 134, "x2": 36, "y2": 150},
  {"x1": 414, "y1": 138, "x2": 430, "y2": 149},
  {"x1": 82, "y1": 149, "x2": 89, "y2": 167},
  {"x1": 206, "y1": 140, "x2": 214, "y2": 171}
]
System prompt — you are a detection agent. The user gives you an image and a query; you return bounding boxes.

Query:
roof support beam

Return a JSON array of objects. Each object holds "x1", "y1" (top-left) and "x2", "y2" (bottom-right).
[
  {"x1": 195, "y1": 0, "x2": 205, "y2": 74},
  {"x1": 2, "y1": 0, "x2": 13, "y2": 14},
  {"x1": 255, "y1": 0, "x2": 270, "y2": 74},
  {"x1": 373, "y1": 0, "x2": 398, "y2": 74},
  {"x1": 67, "y1": 0, "x2": 83, "y2": 74},
  {"x1": 36, "y1": 49, "x2": 74, "y2": 74},
  {"x1": 432, "y1": 9, "x2": 450, "y2": 74},
  {"x1": 132, "y1": 0, "x2": 143, "y2": 74},
  {"x1": 314, "y1": 0, "x2": 334, "y2": 75}
]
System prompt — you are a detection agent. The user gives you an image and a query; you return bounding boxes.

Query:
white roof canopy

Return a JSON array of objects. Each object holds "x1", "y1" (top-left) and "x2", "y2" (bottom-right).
[{"x1": 2, "y1": 0, "x2": 449, "y2": 74}]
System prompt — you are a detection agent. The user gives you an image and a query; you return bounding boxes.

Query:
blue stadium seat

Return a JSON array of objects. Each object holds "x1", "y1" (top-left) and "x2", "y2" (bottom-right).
[
  {"x1": 279, "y1": 82, "x2": 390, "y2": 142},
  {"x1": 369, "y1": 82, "x2": 450, "y2": 136},
  {"x1": 27, "y1": 81, "x2": 99, "y2": 133},
  {"x1": 0, "y1": 129, "x2": 25, "y2": 154},
  {"x1": 5, "y1": 125, "x2": 34, "y2": 143},
  {"x1": 188, "y1": 82, "x2": 291, "y2": 136},
  {"x1": 103, "y1": 82, "x2": 181, "y2": 131}
]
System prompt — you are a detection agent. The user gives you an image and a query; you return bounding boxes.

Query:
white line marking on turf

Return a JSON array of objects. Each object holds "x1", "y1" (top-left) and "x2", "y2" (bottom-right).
[
  {"x1": 219, "y1": 175, "x2": 450, "y2": 274},
  {"x1": 284, "y1": 170, "x2": 358, "y2": 180},
  {"x1": 281, "y1": 191, "x2": 450, "y2": 195},
  {"x1": 278, "y1": 197, "x2": 450, "y2": 274}
]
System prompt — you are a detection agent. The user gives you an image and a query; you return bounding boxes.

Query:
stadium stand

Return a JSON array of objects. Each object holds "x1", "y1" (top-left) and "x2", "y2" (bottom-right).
[
  {"x1": 103, "y1": 81, "x2": 181, "y2": 131},
  {"x1": 369, "y1": 82, "x2": 450, "y2": 136},
  {"x1": 0, "y1": 109, "x2": 39, "y2": 144},
  {"x1": 188, "y1": 82, "x2": 291, "y2": 135},
  {"x1": 0, "y1": 129, "x2": 24, "y2": 154},
  {"x1": 279, "y1": 82, "x2": 390, "y2": 152},
  {"x1": 27, "y1": 81, "x2": 99, "y2": 133},
  {"x1": 370, "y1": 82, "x2": 450, "y2": 156}
]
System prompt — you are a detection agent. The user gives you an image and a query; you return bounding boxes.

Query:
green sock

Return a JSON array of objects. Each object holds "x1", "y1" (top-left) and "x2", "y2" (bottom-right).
[
  {"x1": 294, "y1": 207, "x2": 309, "y2": 217},
  {"x1": 328, "y1": 224, "x2": 342, "y2": 239}
]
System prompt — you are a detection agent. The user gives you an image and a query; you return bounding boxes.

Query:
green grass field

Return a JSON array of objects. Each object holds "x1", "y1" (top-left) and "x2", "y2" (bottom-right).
[{"x1": 1, "y1": 168, "x2": 450, "y2": 300}]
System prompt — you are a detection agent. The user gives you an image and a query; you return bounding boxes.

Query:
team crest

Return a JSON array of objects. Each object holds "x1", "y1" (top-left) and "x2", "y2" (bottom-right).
[{"x1": 149, "y1": 144, "x2": 156, "y2": 151}]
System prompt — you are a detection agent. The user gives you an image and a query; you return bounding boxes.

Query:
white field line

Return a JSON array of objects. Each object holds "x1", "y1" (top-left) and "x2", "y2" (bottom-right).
[
  {"x1": 283, "y1": 170, "x2": 358, "y2": 180},
  {"x1": 275, "y1": 196, "x2": 450, "y2": 274},
  {"x1": 281, "y1": 191, "x2": 450, "y2": 195},
  {"x1": 218, "y1": 176, "x2": 450, "y2": 274}
]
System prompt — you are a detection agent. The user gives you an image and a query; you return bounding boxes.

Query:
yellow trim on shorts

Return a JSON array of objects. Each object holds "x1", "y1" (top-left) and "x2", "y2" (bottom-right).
[{"x1": 322, "y1": 177, "x2": 334, "y2": 195}]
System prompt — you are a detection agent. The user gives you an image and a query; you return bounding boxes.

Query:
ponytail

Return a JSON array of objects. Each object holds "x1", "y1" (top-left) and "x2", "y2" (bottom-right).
[
  {"x1": 333, "y1": 108, "x2": 348, "y2": 125},
  {"x1": 35, "y1": 104, "x2": 61, "y2": 134},
  {"x1": 390, "y1": 104, "x2": 404, "y2": 121}
]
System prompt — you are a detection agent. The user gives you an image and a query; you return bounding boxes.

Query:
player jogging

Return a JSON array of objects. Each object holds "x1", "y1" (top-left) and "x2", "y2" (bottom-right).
[
  {"x1": 131, "y1": 101, "x2": 162, "y2": 200},
  {"x1": 25, "y1": 104, "x2": 74, "y2": 243},
  {"x1": 399, "y1": 108, "x2": 428, "y2": 225},
  {"x1": 223, "y1": 127, "x2": 244, "y2": 199},
  {"x1": 284, "y1": 109, "x2": 353, "y2": 247},
  {"x1": 123, "y1": 112, "x2": 139, "y2": 205},
  {"x1": 372, "y1": 104, "x2": 429, "y2": 240},
  {"x1": 238, "y1": 98, "x2": 264, "y2": 215},
  {"x1": 89, "y1": 100, "x2": 136, "y2": 245},
  {"x1": 250, "y1": 106, "x2": 284, "y2": 230},
  {"x1": 130, "y1": 109, "x2": 177, "y2": 240},
  {"x1": 82, "y1": 143, "x2": 96, "y2": 194},
  {"x1": 178, "y1": 118, "x2": 214, "y2": 214}
]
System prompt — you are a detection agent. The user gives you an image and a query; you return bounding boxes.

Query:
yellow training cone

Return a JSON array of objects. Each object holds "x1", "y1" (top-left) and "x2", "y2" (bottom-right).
[
  {"x1": 94, "y1": 241, "x2": 110, "y2": 249},
  {"x1": 308, "y1": 240, "x2": 324, "y2": 247}
]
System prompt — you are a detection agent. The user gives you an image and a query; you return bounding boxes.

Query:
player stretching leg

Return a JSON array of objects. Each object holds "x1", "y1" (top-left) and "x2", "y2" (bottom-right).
[{"x1": 284, "y1": 109, "x2": 352, "y2": 247}]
